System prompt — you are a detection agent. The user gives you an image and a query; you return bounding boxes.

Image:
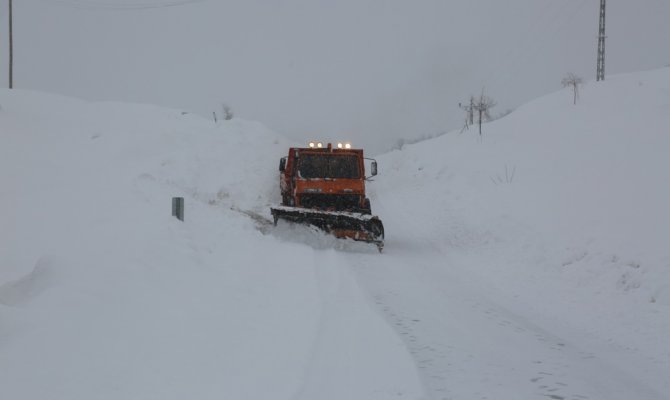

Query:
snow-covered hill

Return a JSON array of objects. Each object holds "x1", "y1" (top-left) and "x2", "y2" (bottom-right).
[
  {"x1": 8, "y1": 0, "x2": 670, "y2": 154},
  {"x1": 2, "y1": 68, "x2": 669, "y2": 399},
  {"x1": 371, "y1": 67, "x2": 670, "y2": 398}
]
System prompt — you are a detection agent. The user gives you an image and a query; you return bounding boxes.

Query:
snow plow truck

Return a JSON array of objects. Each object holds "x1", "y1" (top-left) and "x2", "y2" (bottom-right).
[{"x1": 271, "y1": 142, "x2": 385, "y2": 251}]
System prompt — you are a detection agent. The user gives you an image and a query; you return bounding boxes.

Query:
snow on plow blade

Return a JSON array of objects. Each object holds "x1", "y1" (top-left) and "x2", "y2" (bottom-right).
[{"x1": 271, "y1": 205, "x2": 385, "y2": 250}]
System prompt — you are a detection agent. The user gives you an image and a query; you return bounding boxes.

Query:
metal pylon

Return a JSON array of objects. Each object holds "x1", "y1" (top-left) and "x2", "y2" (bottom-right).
[{"x1": 596, "y1": 0, "x2": 606, "y2": 81}]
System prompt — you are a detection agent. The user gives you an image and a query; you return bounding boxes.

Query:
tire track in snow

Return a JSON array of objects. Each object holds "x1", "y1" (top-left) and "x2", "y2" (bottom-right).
[
  {"x1": 350, "y1": 248, "x2": 668, "y2": 400},
  {"x1": 290, "y1": 250, "x2": 423, "y2": 400}
]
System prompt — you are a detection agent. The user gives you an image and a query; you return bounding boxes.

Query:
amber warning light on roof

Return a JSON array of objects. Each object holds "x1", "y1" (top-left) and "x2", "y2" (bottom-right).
[{"x1": 308, "y1": 141, "x2": 352, "y2": 149}]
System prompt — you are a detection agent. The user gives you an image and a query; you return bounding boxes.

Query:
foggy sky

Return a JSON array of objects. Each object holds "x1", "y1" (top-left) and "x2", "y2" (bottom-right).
[{"x1": 2, "y1": 0, "x2": 668, "y2": 154}]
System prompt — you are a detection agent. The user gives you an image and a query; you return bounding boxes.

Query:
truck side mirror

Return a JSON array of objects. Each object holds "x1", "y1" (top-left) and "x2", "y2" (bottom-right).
[
  {"x1": 371, "y1": 160, "x2": 377, "y2": 176},
  {"x1": 279, "y1": 157, "x2": 286, "y2": 172}
]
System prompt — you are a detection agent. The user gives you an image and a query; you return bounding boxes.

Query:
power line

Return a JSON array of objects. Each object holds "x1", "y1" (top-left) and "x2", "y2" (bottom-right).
[
  {"x1": 42, "y1": 0, "x2": 204, "y2": 11},
  {"x1": 481, "y1": 1, "x2": 590, "y2": 99}
]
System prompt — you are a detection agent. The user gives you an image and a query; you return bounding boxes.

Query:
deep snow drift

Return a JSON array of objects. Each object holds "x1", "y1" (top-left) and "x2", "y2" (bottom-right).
[{"x1": 1, "y1": 67, "x2": 669, "y2": 399}]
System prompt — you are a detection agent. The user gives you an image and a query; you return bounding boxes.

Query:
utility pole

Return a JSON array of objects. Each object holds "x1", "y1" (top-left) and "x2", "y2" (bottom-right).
[
  {"x1": 458, "y1": 96, "x2": 475, "y2": 132},
  {"x1": 468, "y1": 96, "x2": 474, "y2": 125},
  {"x1": 8, "y1": 0, "x2": 13, "y2": 88},
  {"x1": 596, "y1": 0, "x2": 606, "y2": 81}
]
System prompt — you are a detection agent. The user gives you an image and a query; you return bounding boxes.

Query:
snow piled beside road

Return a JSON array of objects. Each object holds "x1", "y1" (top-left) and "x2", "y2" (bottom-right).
[
  {"x1": 380, "y1": 67, "x2": 670, "y2": 300},
  {"x1": 0, "y1": 90, "x2": 421, "y2": 399},
  {"x1": 1, "y1": 67, "x2": 669, "y2": 399},
  {"x1": 374, "y1": 67, "x2": 670, "y2": 395}
]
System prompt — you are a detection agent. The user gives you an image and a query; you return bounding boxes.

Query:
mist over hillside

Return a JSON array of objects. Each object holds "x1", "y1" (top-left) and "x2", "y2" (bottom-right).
[{"x1": 1, "y1": 0, "x2": 670, "y2": 154}]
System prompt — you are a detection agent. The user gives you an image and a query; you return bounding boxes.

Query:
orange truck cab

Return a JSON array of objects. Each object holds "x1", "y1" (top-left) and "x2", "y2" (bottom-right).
[
  {"x1": 278, "y1": 143, "x2": 376, "y2": 213},
  {"x1": 271, "y1": 142, "x2": 384, "y2": 250}
]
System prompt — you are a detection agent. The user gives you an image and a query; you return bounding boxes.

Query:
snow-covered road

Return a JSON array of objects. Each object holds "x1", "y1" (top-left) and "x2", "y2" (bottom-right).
[
  {"x1": 2, "y1": 68, "x2": 669, "y2": 399},
  {"x1": 347, "y1": 239, "x2": 666, "y2": 400}
]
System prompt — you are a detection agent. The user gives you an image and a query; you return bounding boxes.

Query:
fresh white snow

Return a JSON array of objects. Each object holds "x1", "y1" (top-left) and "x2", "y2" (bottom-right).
[{"x1": 2, "y1": 67, "x2": 669, "y2": 399}]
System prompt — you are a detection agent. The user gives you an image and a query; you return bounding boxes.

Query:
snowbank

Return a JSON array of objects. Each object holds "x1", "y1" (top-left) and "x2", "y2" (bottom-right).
[{"x1": 374, "y1": 67, "x2": 670, "y2": 391}]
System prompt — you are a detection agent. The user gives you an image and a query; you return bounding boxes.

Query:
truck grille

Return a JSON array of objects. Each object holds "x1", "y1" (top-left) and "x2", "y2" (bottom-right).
[{"x1": 299, "y1": 194, "x2": 362, "y2": 211}]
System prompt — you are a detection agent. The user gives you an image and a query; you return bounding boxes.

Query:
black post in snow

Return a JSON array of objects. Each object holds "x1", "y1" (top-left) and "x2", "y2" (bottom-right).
[{"x1": 172, "y1": 197, "x2": 184, "y2": 221}]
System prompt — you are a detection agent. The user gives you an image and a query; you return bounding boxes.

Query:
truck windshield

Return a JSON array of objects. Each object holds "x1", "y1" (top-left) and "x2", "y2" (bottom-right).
[{"x1": 298, "y1": 154, "x2": 360, "y2": 179}]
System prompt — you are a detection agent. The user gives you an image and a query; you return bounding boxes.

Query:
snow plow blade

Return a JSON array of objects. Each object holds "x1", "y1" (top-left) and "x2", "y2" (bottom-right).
[{"x1": 271, "y1": 205, "x2": 384, "y2": 250}]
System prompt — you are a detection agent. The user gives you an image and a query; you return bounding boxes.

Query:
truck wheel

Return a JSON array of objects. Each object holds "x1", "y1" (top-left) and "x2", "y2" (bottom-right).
[{"x1": 363, "y1": 198, "x2": 372, "y2": 214}]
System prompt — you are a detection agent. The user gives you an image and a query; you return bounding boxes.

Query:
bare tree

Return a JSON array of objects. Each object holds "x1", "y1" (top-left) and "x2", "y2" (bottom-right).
[
  {"x1": 222, "y1": 104, "x2": 234, "y2": 120},
  {"x1": 561, "y1": 73, "x2": 583, "y2": 105},
  {"x1": 472, "y1": 90, "x2": 496, "y2": 137}
]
